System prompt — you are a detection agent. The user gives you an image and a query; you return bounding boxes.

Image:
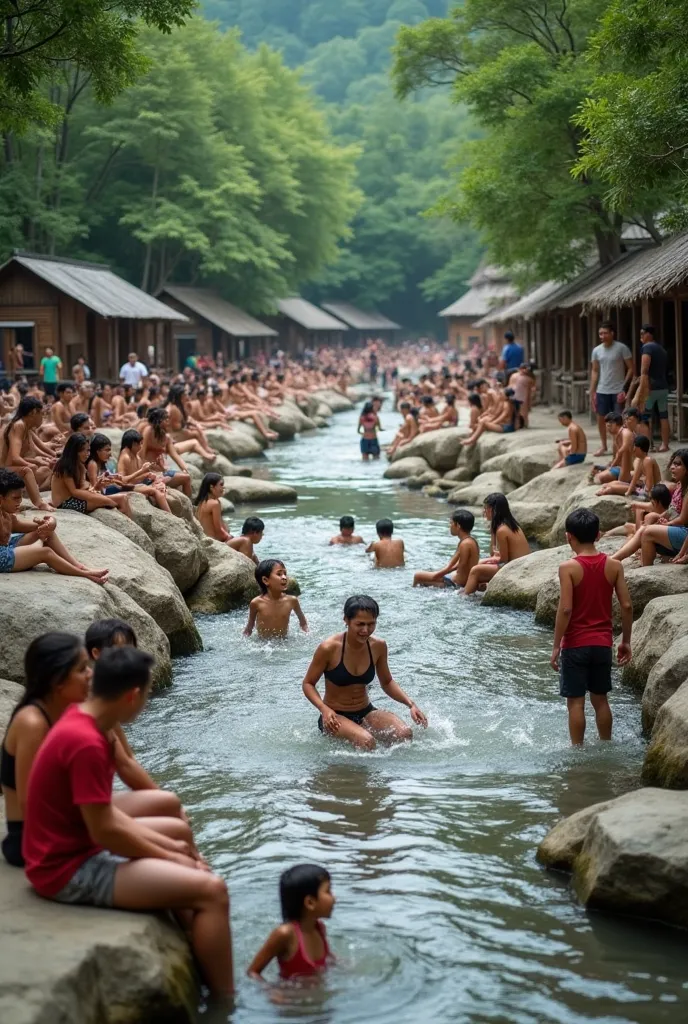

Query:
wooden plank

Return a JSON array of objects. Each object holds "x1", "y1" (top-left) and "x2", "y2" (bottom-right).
[{"x1": 675, "y1": 299, "x2": 684, "y2": 442}]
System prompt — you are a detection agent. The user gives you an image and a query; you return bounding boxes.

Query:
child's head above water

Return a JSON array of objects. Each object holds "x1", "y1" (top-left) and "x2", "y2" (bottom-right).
[
  {"x1": 255, "y1": 558, "x2": 287, "y2": 594},
  {"x1": 280, "y1": 864, "x2": 334, "y2": 924},
  {"x1": 451, "y1": 508, "x2": 475, "y2": 536},
  {"x1": 242, "y1": 516, "x2": 265, "y2": 540},
  {"x1": 85, "y1": 618, "x2": 138, "y2": 659},
  {"x1": 564, "y1": 507, "x2": 600, "y2": 547},
  {"x1": 376, "y1": 518, "x2": 394, "y2": 538},
  {"x1": 339, "y1": 515, "x2": 355, "y2": 536},
  {"x1": 650, "y1": 483, "x2": 671, "y2": 512}
]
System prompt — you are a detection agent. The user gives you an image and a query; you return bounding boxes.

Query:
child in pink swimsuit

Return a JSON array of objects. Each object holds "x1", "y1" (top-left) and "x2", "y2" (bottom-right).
[{"x1": 248, "y1": 864, "x2": 335, "y2": 982}]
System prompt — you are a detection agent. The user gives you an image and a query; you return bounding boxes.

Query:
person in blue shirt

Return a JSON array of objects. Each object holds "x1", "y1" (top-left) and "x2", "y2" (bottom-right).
[{"x1": 499, "y1": 331, "x2": 525, "y2": 373}]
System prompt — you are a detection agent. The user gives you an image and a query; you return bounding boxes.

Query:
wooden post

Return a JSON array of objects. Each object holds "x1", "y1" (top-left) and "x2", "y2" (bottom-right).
[{"x1": 675, "y1": 298, "x2": 683, "y2": 442}]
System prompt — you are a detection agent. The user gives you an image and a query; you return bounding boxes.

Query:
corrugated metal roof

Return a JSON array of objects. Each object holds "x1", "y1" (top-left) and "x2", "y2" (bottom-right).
[
  {"x1": 161, "y1": 286, "x2": 277, "y2": 337},
  {"x1": 321, "y1": 301, "x2": 400, "y2": 331},
  {"x1": 277, "y1": 297, "x2": 347, "y2": 331},
  {"x1": 5, "y1": 253, "x2": 187, "y2": 321},
  {"x1": 439, "y1": 282, "x2": 517, "y2": 319}
]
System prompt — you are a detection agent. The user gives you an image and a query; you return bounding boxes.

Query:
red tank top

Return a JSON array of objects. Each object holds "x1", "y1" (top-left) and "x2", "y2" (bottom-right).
[
  {"x1": 561, "y1": 554, "x2": 613, "y2": 649},
  {"x1": 279, "y1": 921, "x2": 330, "y2": 979}
]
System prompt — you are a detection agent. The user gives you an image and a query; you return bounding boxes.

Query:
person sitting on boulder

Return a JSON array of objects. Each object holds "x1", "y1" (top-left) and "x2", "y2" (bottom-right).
[
  {"x1": 386, "y1": 402, "x2": 418, "y2": 459},
  {"x1": 195, "y1": 472, "x2": 232, "y2": 543},
  {"x1": 611, "y1": 449, "x2": 688, "y2": 563},
  {"x1": 0, "y1": 396, "x2": 55, "y2": 510},
  {"x1": 413, "y1": 508, "x2": 480, "y2": 589},
  {"x1": 419, "y1": 393, "x2": 458, "y2": 433},
  {"x1": 115, "y1": 429, "x2": 172, "y2": 513},
  {"x1": 329, "y1": 515, "x2": 364, "y2": 546},
  {"x1": 229, "y1": 516, "x2": 264, "y2": 564},
  {"x1": 553, "y1": 410, "x2": 587, "y2": 468},
  {"x1": 550, "y1": 507, "x2": 632, "y2": 746},
  {"x1": 22, "y1": 645, "x2": 235, "y2": 999},
  {"x1": 462, "y1": 493, "x2": 530, "y2": 595},
  {"x1": 591, "y1": 413, "x2": 633, "y2": 486},
  {"x1": 603, "y1": 482, "x2": 671, "y2": 538},
  {"x1": 140, "y1": 408, "x2": 192, "y2": 499},
  {"x1": 596, "y1": 434, "x2": 660, "y2": 498},
  {"x1": 51, "y1": 433, "x2": 131, "y2": 517},
  {"x1": 0, "y1": 468, "x2": 108, "y2": 582},
  {"x1": 459, "y1": 387, "x2": 522, "y2": 447}
]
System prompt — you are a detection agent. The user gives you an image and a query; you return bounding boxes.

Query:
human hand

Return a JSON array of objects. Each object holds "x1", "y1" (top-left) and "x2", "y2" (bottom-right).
[
  {"x1": 322, "y1": 708, "x2": 340, "y2": 734},
  {"x1": 658, "y1": 516, "x2": 668, "y2": 525},
  {"x1": 550, "y1": 647, "x2": 560, "y2": 671},
  {"x1": 410, "y1": 703, "x2": 427, "y2": 727},
  {"x1": 671, "y1": 553, "x2": 688, "y2": 565},
  {"x1": 617, "y1": 642, "x2": 632, "y2": 666}
]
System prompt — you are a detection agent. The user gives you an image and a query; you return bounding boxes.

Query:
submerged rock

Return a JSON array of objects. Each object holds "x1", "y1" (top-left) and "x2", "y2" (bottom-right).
[
  {"x1": 383, "y1": 456, "x2": 431, "y2": 480},
  {"x1": 222, "y1": 476, "x2": 297, "y2": 504},
  {"x1": 536, "y1": 798, "x2": 616, "y2": 870},
  {"x1": 186, "y1": 541, "x2": 259, "y2": 614},
  {"x1": 642, "y1": 636, "x2": 688, "y2": 733},
  {"x1": 405, "y1": 469, "x2": 441, "y2": 490},
  {"x1": 644, "y1": 683, "x2": 688, "y2": 788}
]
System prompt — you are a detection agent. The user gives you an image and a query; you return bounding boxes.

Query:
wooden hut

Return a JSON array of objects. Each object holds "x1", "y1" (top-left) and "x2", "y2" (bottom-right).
[
  {"x1": 268, "y1": 298, "x2": 348, "y2": 353},
  {"x1": 439, "y1": 265, "x2": 516, "y2": 352},
  {"x1": 320, "y1": 301, "x2": 401, "y2": 346}
]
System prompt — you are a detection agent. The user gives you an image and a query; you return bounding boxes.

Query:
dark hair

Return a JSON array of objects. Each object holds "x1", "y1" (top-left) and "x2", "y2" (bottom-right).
[
  {"x1": 85, "y1": 618, "x2": 138, "y2": 657},
  {"x1": 147, "y1": 407, "x2": 168, "y2": 441},
  {"x1": 70, "y1": 412, "x2": 90, "y2": 433},
  {"x1": 56, "y1": 383, "x2": 73, "y2": 396},
  {"x1": 376, "y1": 517, "x2": 393, "y2": 537},
  {"x1": 641, "y1": 324, "x2": 655, "y2": 336},
  {"x1": 565, "y1": 507, "x2": 600, "y2": 544},
  {"x1": 484, "y1": 492, "x2": 520, "y2": 535},
  {"x1": 242, "y1": 516, "x2": 264, "y2": 536},
  {"x1": 468, "y1": 393, "x2": 482, "y2": 409},
  {"x1": 558, "y1": 409, "x2": 572, "y2": 419},
  {"x1": 671, "y1": 449, "x2": 688, "y2": 493},
  {"x1": 165, "y1": 384, "x2": 188, "y2": 427},
  {"x1": 92, "y1": 646, "x2": 153, "y2": 700},
  {"x1": 0, "y1": 468, "x2": 24, "y2": 496},
  {"x1": 339, "y1": 515, "x2": 355, "y2": 530},
  {"x1": 361, "y1": 400, "x2": 374, "y2": 417},
  {"x1": 504, "y1": 331, "x2": 514, "y2": 340},
  {"x1": 451, "y1": 508, "x2": 475, "y2": 532},
  {"x1": 633, "y1": 434, "x2": 650, "y2": 453},
  {"x1": 53, "y1": 433, "x2": 88, "y2": 484},
  {"x1": 421, "y1": 395, "x2": 434, "y2": 406},
  {"x1": 88, "y1": 433, "x2": 111, "y2": 469},
  {"x1": 16, "y1": 632, "x2": 84, "y2": 713},
  {"x1": 650, "y1": 483, "x2": 671, "y2": 509},
  {"x1": 624, "y1": 407, "x2": 640, "y2": 420},
  {"x1": 409, "y1": 407, "x2": 420, "y2": 421},
  {"x1": 3, "y1": 395, "x2": 43, "y2": 447},
  {"x1": 445, "y1": 393, "x2": 456, "y2": 405},
  {"x1": 196, "y1": 471, "x2": 223, "y2": 506},
  {"x1": 399, "y1": 401, "x2": 410, "y2": 411},
  {"x1": 255, "y1": 557, "x2": 286, "y2": 594},
  {"x1": 280, "y1": 864, "x2": 330, "y2": 923},
  {"x1": 599, "y1": 321, "x2": 616, "y2": 333},
  {"x1": 136, "y1": 403, "x2": 148, "y2": 419},
  {"x1": 120, "y1": 429, "x2": 142, "y2": 451},
  {"x1": 605, "y1": 413, "x2": 623, "y2": 426},
  {"x1": 343, "y1": 595, "x2": 379, "y2": 620}
]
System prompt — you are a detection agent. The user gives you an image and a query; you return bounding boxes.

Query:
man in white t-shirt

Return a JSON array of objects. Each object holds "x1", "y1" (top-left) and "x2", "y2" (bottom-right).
[
  {"x1": 589, "y1": 322, "x2": 633, "y2": 456},
  {"x1": 119, "y1": 352, "x2": 149, "y2": 388}
]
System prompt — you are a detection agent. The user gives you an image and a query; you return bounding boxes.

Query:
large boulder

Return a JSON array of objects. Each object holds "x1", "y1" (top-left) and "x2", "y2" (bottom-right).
[
  {"x1": 536, "y1": 798, "x2": 616, "y2": 870},
  {"x1": 310, "y1": 388, "x2": 353, "y2": 413},
  {"x1": 622, "y1": 595, "x2": 688, "y2": 691},
  {"x1": 0, "y1": 865, "x2": 196, "y2": 1024},
  {"x1": 90, "y1": 509, "x2": 155, "y2": 557},
  {"x1": 550, "y1": 484, "x2": 629, "y2": 545},
  {"x1": 443, "y1": 466, "x2": 473, "y2": 483},
  {"x1": 125, "y1": 494, "x2": 208, "y2": 595},
  {"x1": 383, "y1": 457, "x2": 431, "y2": 480},
  {"x1": 389, "y1": 427, "x2": 466, "y2": 472},
  {"x1": 0, "y1": 575, "x2": 172, "y2": 688},
  {"x1": 222, "y1": 476, "x2": 297, "y2": 504},
  {"x1": 49, "y1": 510, "x2": 201, "y2": 656},
  {"x1": 205, "y1": 425, "x2": 265, "y2": 460},
  {"x1": 643, "y1": 682, "x2": 688, "y2": 788},
  {"x1": 269, "y1": 400, "x2": 317, "y2": 438},
  {"x1": 183, "y1": 451, "x2": 248, "y2": 478},
  {"x1": 0, "y1": 678, "x2": 23, "y2": 734},
  {"x1": 186, "y1": 541, "x2": 259, "y2": 614},
  {"x1": 405, "y1": 469, "x2": 441, "y2": 490},
  {"x1": 447, "y1": 471, "x2": 515, "y2": 506},
  {"x1": 642, "y1": 636, "x2": 688, "y2": 733},
  {"x1": 508, "y1": 463, "x2": 590, "y2": 509},
  {"x1": 463, "y1": 428, "x2": 563, "y2": 477},
  {"x1": 501, "y1": 442, "x2": 565, "y2": 486}
]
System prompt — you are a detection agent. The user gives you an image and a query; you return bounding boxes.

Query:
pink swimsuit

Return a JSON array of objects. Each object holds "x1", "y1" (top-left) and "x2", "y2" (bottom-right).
[{"x1": 279, "y1": 921, "x2": 330, "y2": 979}]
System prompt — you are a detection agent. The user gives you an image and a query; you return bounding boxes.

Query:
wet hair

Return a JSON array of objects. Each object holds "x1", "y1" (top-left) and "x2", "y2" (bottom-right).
[
  {"x1": 641, "y1": 324, "x2": 655, "y2": 336},
  {"x1": 136, "y1": 403, "x2": 148, "y2": 419},
  {"x1": 92, "y1": 646, "x2": 153, "y2": 700},
  {"x1": 484, "y1": 492, "x2": 520, "y2": 535},
  {"x1": 13, "y1": 632, "x2": 85, "y2": 714},
  {"x1": 3, "y1": 396, "x2": 43, "y2": 447},
  {"x1": 147, "y1": 407, "x2": 168, "y2": 441},
  {"x1": 605, "y1": 413, "x2": 623, "y2": 426},
  {"x1": 242, "y1": 516, "x2": 264, "y2": 536},
  {"x1": 650, "y1": 483, "x2": 671, "y2": 509},
  {"x1": 451, "y1": 508, "x2": 475, "y2": 532},
  {"x1": 339, "y1": 515, "x2": 355, "y2": 531},
  {"x1": 624, "y1": 407, "x2": 640, "y2": 420},
  {"x1": 196, "y1": 471, "x2": 223, "y2": 505},
  {"x1": 53, "y1": 432, "x2": 88, "y2": 484},
  {"x1": 343, "y1": 595, "x2": 379, "y2": 620},
  {"x1": 468, "y1": 393, "x2": 482, "y2": 409},
  {"x1": 280, "y1": 864, "x2": 331, "y2": 923},
  {"x1": 599, "y1": 321, "x2": 616, "y2": 333},
  {"x1": 565, "y1": 507, "x2": 600, "y2": 544},
  {"x1": 558, "y1": 410, "x2": 572, "y2": 420},
  {"x1": 70, "y1": 412, "x2": 90, "y2": 433},
  {"x1": 633, "y1": 434, "x2": 650, "y2": 453},
  {"x1": 88, "y1": 433, "x2": 111, "y2": 468},
  {"x1": 120, "y1": 429, "x2": 142, "y2": 451},
  {"x1": 376, "y1": 517, "x2": 393, "y2": 537},
  {"x1": 0, "y1": 468, "x2": 24, "y2": 496},
  {"x1": 361, "y1": 400, "x2": 375, "y2": 417},
  {"x1": 255, "y1": 557, "x2": 286, "y2": 594},
  {"x1": 85, "y1": 619, "x2": 138, "y2": 657}
]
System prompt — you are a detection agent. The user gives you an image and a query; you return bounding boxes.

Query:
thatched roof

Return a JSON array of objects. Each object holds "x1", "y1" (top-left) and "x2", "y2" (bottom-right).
[{"x1": 476, "y1": 280, "x2": 561, "y2": 325}]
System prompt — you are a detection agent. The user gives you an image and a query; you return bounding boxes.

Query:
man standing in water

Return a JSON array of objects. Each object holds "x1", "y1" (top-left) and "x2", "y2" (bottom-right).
[{"x1": 550, "y1": 508, "x2": 632, "y2": 745}]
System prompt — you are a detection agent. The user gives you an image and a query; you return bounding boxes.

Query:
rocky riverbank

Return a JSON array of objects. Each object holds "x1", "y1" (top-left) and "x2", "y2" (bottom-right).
[{"x1": 0, "y1": 389, "x2": 352, "y2": 1024}]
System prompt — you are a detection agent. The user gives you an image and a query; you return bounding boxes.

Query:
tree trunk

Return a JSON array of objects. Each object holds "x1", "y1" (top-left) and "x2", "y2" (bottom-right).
[{"x1": 141, "y1": 164, "x2": 159, "y2": 293}]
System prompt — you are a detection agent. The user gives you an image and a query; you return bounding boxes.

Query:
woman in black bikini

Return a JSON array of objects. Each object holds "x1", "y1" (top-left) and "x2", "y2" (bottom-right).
[{"x1": 302, "y1": 595, "x2": 427, "y2": 751}]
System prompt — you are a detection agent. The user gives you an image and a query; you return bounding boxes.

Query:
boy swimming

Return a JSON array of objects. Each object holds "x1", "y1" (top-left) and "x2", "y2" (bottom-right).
[
  {"x1": 366, "y1": 518, "x2": 405, "y2": 567},
  {"x1": 244, "y1": 558, "x2": 308, "y2": 638},
  {"x1": 413, "y1": 509, "x2": 480, "y2": 588},
  {"x1": 329, "y1": 515, "x2": 364, "y2": 546},
  {"x1": 229, "y1": 516, "x2": 264, "y2": 564}
]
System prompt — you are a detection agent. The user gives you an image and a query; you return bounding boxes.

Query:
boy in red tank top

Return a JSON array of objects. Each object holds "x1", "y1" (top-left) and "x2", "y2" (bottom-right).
[{"x1": 551, "y1": 508, "x2": 633, "y2": 745}]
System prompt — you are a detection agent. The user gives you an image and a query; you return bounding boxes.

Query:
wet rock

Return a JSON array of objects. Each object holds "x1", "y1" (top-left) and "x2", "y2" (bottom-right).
[
  {"x1": 643, "y1": 683, "x2": 688, "y2": 788},
  {"x1": 126, "y1": 494, "x2": 208, "y2": 595},
  {"x1": 383, "y1": 457, "x2": 431, "y2": 480},
  {"x1": 184, "y1": 451, "x2": 248, "y2": 478},
  {"x1": 642, "y1": 636, "x2": 688, "y2": 733},
  {"x1": 406, "y1": 469, "x2": 441, "y2": 490},
  {"x1": 186, "y1": 540, "x2": 259, "y2": 614},
  {"x1": 423, "y1": 485, "x2": 446, "y2": 498},
  {"x1": 622, "y1": 595, "x2": 688, "y2": 691},
  {"x1": 447, "y1": 471, "x2": 515, "y2": 506},
  {"x1": 219, "y1": 496, "x2": 235, "y2": 515},
  {"x1": 222, "y1": 476, "x2": 297, "y2": 504},
  {"x1": 536, "y1": 798, "x2": 615, "y2": 870},
  {"x1": 389, "y1": 427, "x2": 466, "y2": 472},
  {"x1": 269, "y1": 400, "x2": 317, "y2": 437},
  {"x1": 435, "y1": 479, "x2": 458, "y2": 492},
  {"x1": 550, "y1": 484, "x2": 629, "y2": 545},
  {"x1": 311, "y1": 388, "x2": 353, "y2": 414},
  {"x1": 205, "y1": 425, "x2": 266, "y2": 460},
  {"x1": 443, "y1": 466, "x2": 473, "y2": 483}
]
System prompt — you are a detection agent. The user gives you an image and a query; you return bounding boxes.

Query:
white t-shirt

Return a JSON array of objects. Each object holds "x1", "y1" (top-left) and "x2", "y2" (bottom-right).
[
  {"x1": 119, "y1": 361, "x2": 148, "y2": 387},
  {"x1": 591, "y1": 341, "x2": 632, "y2": 394}
]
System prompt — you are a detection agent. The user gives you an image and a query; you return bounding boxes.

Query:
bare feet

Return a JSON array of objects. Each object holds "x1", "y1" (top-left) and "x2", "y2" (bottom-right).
[
  {"x1": 658, "y1": 445, "x2": 670, "y2": 452},
  {"x1": 86, "y1": 570, "x2": 109, "y2": 585},
  {"x1": 593, "y1": 447, "x2": 607, "y2": 457},
  {"x1": 37, "y1": 501, "x2": 56, "y2": 512}
]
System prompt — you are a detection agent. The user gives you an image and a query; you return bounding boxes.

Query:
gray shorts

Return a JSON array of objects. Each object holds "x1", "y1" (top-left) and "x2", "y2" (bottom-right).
[{"x1": 53, "y1": 850, "x2": 127, "y2": 908}]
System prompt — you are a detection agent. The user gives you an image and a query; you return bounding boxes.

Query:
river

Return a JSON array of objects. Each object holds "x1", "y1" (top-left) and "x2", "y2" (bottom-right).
[{"x1": 130, "y1": 402, "x2": 688, "y2": 1023}]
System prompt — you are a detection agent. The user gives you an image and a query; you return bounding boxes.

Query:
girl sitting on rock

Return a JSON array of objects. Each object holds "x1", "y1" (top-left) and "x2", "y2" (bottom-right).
[
  {"x1": 116, "y1": 429, "x2": 172, "y2": 513},
  {"x1": 195, "y1": 472, "x2": 232, "y2": 543},
  {"x1": 463, "y1": 492, "x2": 530, "y2": 596},
  {"x1": 51, "y1": 433, "x2": 131, "y2": 517}
]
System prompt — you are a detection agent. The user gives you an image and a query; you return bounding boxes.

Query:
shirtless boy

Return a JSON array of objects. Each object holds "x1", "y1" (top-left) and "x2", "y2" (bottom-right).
[
  {"x1": 413, "y1": 509, "x2": 480, "y2": 588},
  {"x1": 597, "y1": 434, "x2": 661, "y2": 497},
  {"x1": 1, "y1": 396, "x2": 54, "y2": 510},
  {"x1": 329, "y1": 516, "x2": 364, "y2": 546},
  {"x1": 554, "y1": 411, "x2": 587, "y2": 469},
  {"x1": 50, "y1": 384, "x2": 75, "y2": 437},
  {"x1": 244, "y1": 558, "x2": 307, "y2": 638},
  {"x1": 387, "y1": 402, "x2": 418, "y2": 458},
  {"x1": 592, "y1": 414, "x2": 633, "y2": 486},
  {"x1": 366, "y1": 518, "x2": 405, "y2": 567},
  {"x1": 229, "y1": 517, "x2": 264, "y2": 564}
]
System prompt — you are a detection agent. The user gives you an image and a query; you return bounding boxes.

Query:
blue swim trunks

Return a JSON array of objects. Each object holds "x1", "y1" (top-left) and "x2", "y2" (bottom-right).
[
  {"x1": 501, "y1": 425, "x2": 515, "y2": 434},
  {"x1": 565, "y1": 453, "x2": 586, "y2": 465},
  {"x1": 667, "y1": 525, "x2": 688, "y2": 553},
  {"x1": 608, "y1": 467, "x2": 621, "y2": 479},
  {"x1": 360, "y1": 437, "x2": 380, "y2": 456},
  {"x1": 0, "y1": 533, "x2": 23, "y2": 574}
]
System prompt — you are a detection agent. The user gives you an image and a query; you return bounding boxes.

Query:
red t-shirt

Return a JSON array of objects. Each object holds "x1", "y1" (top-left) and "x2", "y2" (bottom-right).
[{"x1": 23, "y1": 704, "x2": 115, "y2": 897}]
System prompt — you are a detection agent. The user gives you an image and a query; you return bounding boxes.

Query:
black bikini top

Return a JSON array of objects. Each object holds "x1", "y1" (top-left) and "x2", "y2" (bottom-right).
[
  {"x1": 324, "y1": 635, "x2": 375, "y2": 688},
  {"x1": 0, "y1": 702, "x2": 52, "y2": 791}
]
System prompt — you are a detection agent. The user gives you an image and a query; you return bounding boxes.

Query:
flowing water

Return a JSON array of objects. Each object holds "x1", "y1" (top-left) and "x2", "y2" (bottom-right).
[{"x1": 130, "y1": 403, "x2": 688, "y2": 1023}]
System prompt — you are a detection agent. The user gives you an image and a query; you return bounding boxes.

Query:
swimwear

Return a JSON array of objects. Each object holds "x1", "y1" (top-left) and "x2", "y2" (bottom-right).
[
  {"x1": 279, "y1": 920, "x2": 331, "y2": 979},
  {"x1": 1, "y1": 701, "x2": 52, "y2": 868},
  {"x1": 318, "y1": 703, "x2": 377, "y2": 733},
  {"x1": 501, "y1": 424, "x2": 515, "y2": 433},
  {"x1": 360, "y1": 437, "x2": 380, "y2": 456},
  {"x1": 164, "y1": 469, "x2": 177, "y2": 478},
  {"x1": 0, "y1": 533, "x2": 23, "y2": 574},
  {"x1": 58, "y1": 498, "x2": 88, "y2": 514},
  {"x1": 565, "y1": 453, "x2": 586, "y2": 466},
  {"x1": 666, "y1": 525, "x2": 688, "y2": 553},
  {"x1": 443, "y1": 575, "x2": 458, "y2": 589},
  {"x1": 325, "y1": 635, "x2": 375, "y2": 687}
]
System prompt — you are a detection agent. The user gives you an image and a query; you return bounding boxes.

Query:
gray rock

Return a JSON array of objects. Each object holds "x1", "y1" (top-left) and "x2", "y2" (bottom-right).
[
  {"x1": 550, "y1": 484, "x2": 629, "y2": 545},
  {"x1": 531, "y1": 538, "x2": 621, "y2": 625},
  {"x1": 222, "y1": 476, "x2": 297, "y2": 504},
  {"x1": 642, "y1": 636, "x2": 688, "y2": 733},
  {"x1": 184, "y1": 451, "x2": 247, "y2": 478},
  {"x1": 405, "y1": 469, "x2": 441, "y2": 490},
  {"x1": 269, "y1": 401, "x2": 317, "y2": 437},
  {"x1": 389, "y1": 427, "x2": 466, "y2": 472},
  {"x1": 443, "y1": 466, "x2": 473, "y2": 482},
  {"x1": 127, "y1": 494, "x2": 208, "y2": 595},
  {"x1": 508, "y1": 501, "x2": 560, "y2": 545},
  {"x1": 480, "y1": 453, "x2": 511, "y2": 473},
  {"x1": 536, "y1": 798, "x2": 616, "y2": 870},
  {"x1": 447, "y1": 471, "x2": 515, "y2": 506},
  {"x1": 186, "y1": 541, "x2": 259, "y2": 614},
  {"x1": 205, "y1": 425, "x2": 266, "y2": 460},
  {"x1": 422, "y1": 485, "x2": 446, "y2": 498},
  {"x1": 312, "y1": 415, "x2": 329, "y2": 428},
  {"x1": 219, "y1": 496, "x2": 235, "y2": 515},
  {"x1": 0, "y1": 863, "x2": 196, "y2": 1024},
  {"x1": 0, "y1": 679, "x2": 23, "y2": 735},
  {"x1": 644, "y1": 682, "x2": 688, "y2": 788},
  {"x1": 436, "y1": 479, "x2": 459, "y2": 491},
  {"x1": 508, "y1": 463, "x2": 590, "y2": 508},
  {"x1": 383, "y1": 456, "x2": 431, "y2": 480},
  {"x1": 622, "y1": 595, "x2": 688, "y2": 691},
  {"x1": 311, "y1": 388, "x2": 353, "y2": 413},
  {"x1": 464, "y1": 428, "x2": 563, "y2": 477},
  {"x1": 90, "y1": 509, "x2": 156, "y2": 557}
]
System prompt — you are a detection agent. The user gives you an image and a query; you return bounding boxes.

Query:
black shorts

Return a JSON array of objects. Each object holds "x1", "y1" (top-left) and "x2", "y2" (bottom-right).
[
  {"x1": 318, "y1": 703, "x2": 377, "y2": 732},
  {"x1": 1, "y1": 821, "x2": 24, "y2": 867},
  {"x1": 560, "y1": 646, "x2": 612, "y2": 699},
  {"x1": 595, "y1": 393, "x2": 622, "y2": 417}
]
